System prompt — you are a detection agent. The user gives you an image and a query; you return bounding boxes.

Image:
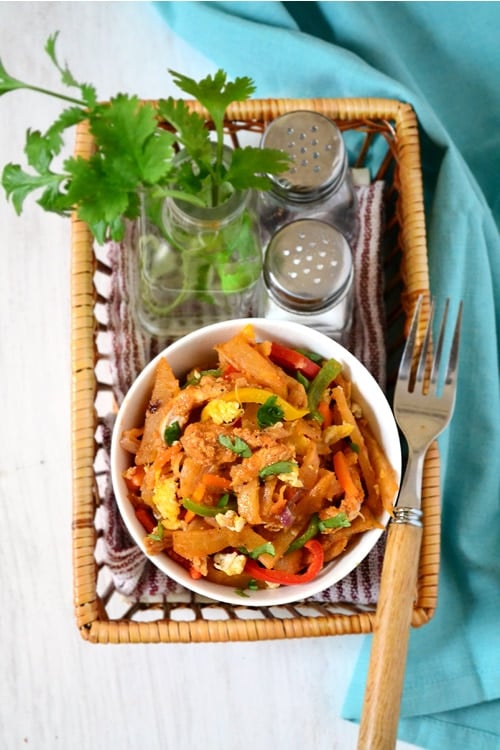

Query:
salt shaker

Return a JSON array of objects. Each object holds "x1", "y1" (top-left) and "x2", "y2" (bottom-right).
[
  {"x1": 258, "y1": 110, "x2": 359, "y2": 247},
  {"x1": 258, "y1": 219, "x2": 354, "y2": 342}
]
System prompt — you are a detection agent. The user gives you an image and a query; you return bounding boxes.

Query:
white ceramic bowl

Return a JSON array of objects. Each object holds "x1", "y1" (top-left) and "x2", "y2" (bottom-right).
[{"x1": 111, "y1": 318, "x2": 401, "y2": 606}]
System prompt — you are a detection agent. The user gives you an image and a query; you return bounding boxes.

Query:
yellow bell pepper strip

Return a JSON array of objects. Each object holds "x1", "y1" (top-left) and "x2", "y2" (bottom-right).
[
  {"x1": 307, "y1": 359, "x2": 343, "y2": 417},
  {"x1": 201, "y1": 387, "x2": 309, "y2": 422},
  {"x1": 243, "y1": 539, "x2": 324, "y2": 585},
  {"x1": 269, "y1": 342, "x2": 321, "y2": 380}
]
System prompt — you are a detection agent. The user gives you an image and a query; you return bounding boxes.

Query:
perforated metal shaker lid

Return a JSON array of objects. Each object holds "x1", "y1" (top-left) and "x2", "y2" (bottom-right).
[
  {"x1": 261, "y1": 110, "x2": 347, "y2": 202},
  {"x1": 263, "y1": 219, "x2": 353, "y2": 313}
]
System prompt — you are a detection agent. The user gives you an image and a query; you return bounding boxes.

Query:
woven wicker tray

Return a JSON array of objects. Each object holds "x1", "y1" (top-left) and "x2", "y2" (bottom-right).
[{"x1": 71, "y1": 97, "x2": 439, "y2": 644}]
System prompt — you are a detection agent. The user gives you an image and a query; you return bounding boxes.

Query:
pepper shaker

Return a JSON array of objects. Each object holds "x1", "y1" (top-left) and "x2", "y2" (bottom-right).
[
  {"x1": 258, "y1": 219, "x2": 354, "y2": 342},
  {"x1": 258, "y1": 110, "x2": 359, "y2": 247}
]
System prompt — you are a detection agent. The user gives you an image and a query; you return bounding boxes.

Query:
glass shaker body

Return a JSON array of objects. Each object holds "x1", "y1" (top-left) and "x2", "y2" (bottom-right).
[
  {"x1": 258, "y1": 219, "x2": 354, "y2": 343},
  {"x1": 135, "y1": 171, "x2": 262, "y2": 337},
  {"x1": 258, "y1": 110, "x2": 359, "y2": 247}
]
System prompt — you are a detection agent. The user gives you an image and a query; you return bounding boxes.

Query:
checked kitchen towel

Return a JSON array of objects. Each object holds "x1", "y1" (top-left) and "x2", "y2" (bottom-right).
[{"x1": 153, "y1": 3, "x2": 500, "y2": 749}]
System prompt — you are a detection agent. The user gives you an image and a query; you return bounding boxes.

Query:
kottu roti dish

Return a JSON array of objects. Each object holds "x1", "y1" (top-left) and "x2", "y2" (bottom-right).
[{"x1": 111, "y1": 319, "x2": 401, "y2": 606}]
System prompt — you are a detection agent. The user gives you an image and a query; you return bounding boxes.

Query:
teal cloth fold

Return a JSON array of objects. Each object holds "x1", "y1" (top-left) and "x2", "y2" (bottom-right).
[{"x1": 154, "y1": 3, "x2": 500, "y2": 747}]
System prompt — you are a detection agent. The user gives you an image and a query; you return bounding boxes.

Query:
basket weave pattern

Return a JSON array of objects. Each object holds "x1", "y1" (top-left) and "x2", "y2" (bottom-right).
[{"x1": 71, "y1": 98, "x2": 439, "y2": 644}]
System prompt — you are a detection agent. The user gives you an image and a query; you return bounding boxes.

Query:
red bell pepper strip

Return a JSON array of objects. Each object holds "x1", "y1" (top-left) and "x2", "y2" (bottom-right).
[
  {"x1": 244, "y1": 539, "x2": 324, "y2": 585},
  {"x1": 135, "y1": 505, "x2": 156, "y2": 534},
  {"x1": 269, "y1": 342, "x2": 321, "y2": 380}
]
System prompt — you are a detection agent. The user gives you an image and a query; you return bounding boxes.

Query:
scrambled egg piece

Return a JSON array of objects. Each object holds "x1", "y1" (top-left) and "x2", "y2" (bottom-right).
[
  {"x1": 213, "y1": 551, "x2": 247, "y2": 576},
  {"x1": 202, "y1": 399, "x2": 243, "y2": 425},
  {"x1": 278, "y1": 464, "x2": 303, "y2": 488},
  {"x1": 191, "y1": 556, "x2": 208, "y2": 577},
  {"x1": 152, "y1": 477, "x2": 182, "y2": 530},
  {"x1": 215, "y1": 510, "x2": 246, "y2": 532}
]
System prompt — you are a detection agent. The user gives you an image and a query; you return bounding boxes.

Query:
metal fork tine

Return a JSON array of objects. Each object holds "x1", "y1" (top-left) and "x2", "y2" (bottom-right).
[
  {"x1": 397, "y1": 296, "x2": 422, "y2": 386},
  {"x1": 415, "y1": 300, "x2": 434, "y2": 391},
  {"x1": 429, "y1": 298, "x2": 449, "y2": 390},
  {"x1": 444, "y1": 301, "x2": 463, "y2": 388}
]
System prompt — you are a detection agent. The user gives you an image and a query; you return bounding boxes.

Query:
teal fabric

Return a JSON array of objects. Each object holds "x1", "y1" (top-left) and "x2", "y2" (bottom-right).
[{"x1": 154, "y1": 3, "x2": 500, "y2": 748}]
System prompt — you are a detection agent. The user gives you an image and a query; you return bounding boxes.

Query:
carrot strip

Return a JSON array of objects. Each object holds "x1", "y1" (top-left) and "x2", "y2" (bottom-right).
[
  {"x1": 202, "y1": 474, "x2": 232, "y2": 491},
  {"x1": 333, "y1": 450, "x2": 361, "y2": 500},
  {"x1": 317, "y1": 400, "x2": 333, "y2": 428}
]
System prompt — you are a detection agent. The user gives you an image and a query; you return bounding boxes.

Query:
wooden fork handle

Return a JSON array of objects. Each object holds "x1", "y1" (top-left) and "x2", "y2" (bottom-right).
[{"x1": 357, "y1": 515, "x2": 423, "y2": 750}]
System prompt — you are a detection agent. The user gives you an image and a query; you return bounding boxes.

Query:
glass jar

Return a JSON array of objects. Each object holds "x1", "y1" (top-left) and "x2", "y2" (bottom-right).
[
  {"x1": 134, "y1": 150, "x2": 262, "y2": 338},
  {"x1": 258, "y1": 219, "x2": 354, "y2": 343},
  {"x1": 258, "y1": 110, "x2": 359, "y2": 247}
]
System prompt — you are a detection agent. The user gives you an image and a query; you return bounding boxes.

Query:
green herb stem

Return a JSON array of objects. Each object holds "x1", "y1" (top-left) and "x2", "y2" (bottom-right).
[{"x1": 22, "y1": 83, "x2": 86, "y2": 107}]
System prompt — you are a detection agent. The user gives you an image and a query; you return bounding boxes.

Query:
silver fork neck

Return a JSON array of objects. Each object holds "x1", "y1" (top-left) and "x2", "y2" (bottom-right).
[{"x1": 394, "y1": 446, "x2": 427, "y2": 520}]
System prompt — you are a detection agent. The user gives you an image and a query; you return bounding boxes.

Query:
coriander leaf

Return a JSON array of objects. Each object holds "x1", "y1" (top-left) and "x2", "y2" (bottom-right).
[
  {"x1": 89, "y1": 95, "x2": 176, "y2": 185},
  {"x1": 156, "y1": 98, "x2": 211, "y2": 160},
  {"x1": 169, "y1": 68, "x2": 256, "y2": 204},
  {"x1": 256, "y1": 395, "x2": 285, "y2": 429},
  {"x1": 259, "y1": 461, "x2": 297, "y2": 480},
  {"x1": 37, "y1": 183, "x2": 73, "y2": 214},
  {"x1": 318, "y1": 513, "x2": 351, "y2": 531},
  {"x1": 24, "y1": 129, "x2": 53, "y2": 173},
  {"x1": 225, "y1": 146, "x2": 291, "y2": 191},
  {"x1": 44, "y1": 32, "x2": 97, "y2": 107},
  {"x1": 218, "y1": 434, "x2": 252, "y2": 458},
  {"x1": 44, "y1": 106, "x2": 89, "y2": 154},
  {"x1": 164, "y1": 421, "x2": 181, "y2": 446},
  {"x1": 1, "y1": 163, "x2": 65, "y2": 214},
  {"x1": 0, "y1": 57, "x2": 26, "y2": 96},
  {"x1": 64, "y1": 154, "x2": 132, "y2": 241},
  {"x1": 169, "y1": 69, "x2": 255, "y2": 136},
  {"x1": 45, "y1": 32, "x2": 79, "y2": 88}
]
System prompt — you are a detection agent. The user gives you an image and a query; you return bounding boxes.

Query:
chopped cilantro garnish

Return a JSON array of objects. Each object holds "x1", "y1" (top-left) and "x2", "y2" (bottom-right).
[
  {"x1": 259, "y1": 461, "x2": 297, "y2": 480},
  {"x1": 256, "y1": 395, "x2": 285, "y2": 429},
  {"x1": 164, "y1": 421, "x2": 181, "y2": 446},
  {"x1": 218, "y1": 434, "x2": 252, "y2": 458}
]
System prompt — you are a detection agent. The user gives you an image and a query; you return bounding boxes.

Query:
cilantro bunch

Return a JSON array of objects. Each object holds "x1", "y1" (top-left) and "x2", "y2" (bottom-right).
[{"x1": 0, "y1": 32, "x2": 289, "y2": 243}]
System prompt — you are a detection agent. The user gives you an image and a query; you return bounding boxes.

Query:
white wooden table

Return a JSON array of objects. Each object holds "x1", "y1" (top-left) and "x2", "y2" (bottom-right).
[{"x1": 0, "y1": 3, "x2": 424, "y2": 748}]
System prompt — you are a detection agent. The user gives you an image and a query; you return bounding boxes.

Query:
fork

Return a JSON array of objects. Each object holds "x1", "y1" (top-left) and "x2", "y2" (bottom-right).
[{"x1": 357, "y1": 296, "x2": 463, "y2": 750}]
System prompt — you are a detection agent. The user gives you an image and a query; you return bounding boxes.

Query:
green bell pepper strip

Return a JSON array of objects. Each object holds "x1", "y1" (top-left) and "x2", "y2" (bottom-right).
[
  {"x1": 307, "y1": 358, "x2": 343, "y2": 416},
  {"x1": 286, "y1": 513, "x2": 321, "y2": 552},
  {"x1": 181, "y1": 497, "x2": 236, "y2": 517}
]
